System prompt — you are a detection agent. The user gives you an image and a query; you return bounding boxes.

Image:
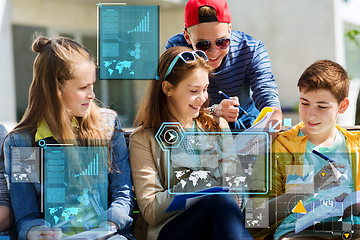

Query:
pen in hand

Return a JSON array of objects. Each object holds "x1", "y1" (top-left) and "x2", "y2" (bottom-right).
[{"x1": 218, "y1": 91, "x2": 248, "y2": 115}]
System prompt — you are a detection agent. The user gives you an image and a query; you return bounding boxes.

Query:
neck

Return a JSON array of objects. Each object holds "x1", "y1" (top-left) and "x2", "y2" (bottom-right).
[
  {"x1": 182, "y1": 119, "x2": 194, "y2": 129},
  {"x1": 168, "y1": 115, "x2": 193, "y2": 129}
]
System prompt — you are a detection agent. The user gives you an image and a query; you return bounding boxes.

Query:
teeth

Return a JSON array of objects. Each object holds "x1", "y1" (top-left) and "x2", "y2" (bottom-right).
[{"x1": 209, "y1": 56, "x2": 219, "y2": 60}]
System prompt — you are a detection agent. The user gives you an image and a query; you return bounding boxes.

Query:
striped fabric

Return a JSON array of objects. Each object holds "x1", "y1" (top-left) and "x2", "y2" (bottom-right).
[{"x1": 165, "y1": 31, "x2": 281, "y2": 112}]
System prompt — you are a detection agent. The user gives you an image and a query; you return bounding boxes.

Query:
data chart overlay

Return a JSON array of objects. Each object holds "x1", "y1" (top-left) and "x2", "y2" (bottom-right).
[
  {"x1": 43, "y1": 147, "x2": 108, "y2": 233},
  {"x1": 98, "y1": 5, "x2": 159, "y2": 80}
]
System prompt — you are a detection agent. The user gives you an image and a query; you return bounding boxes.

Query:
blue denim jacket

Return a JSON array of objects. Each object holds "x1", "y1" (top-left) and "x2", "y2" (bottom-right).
[
  {"x1": 0, "y1": 124, "x2": 7, "y2": 147},
  {"x1": 3, "y1": 110, "x2": 134, "y2": 240},
  {"x1": 0, "y1": 124, "x2": 11, "y2": 208}
]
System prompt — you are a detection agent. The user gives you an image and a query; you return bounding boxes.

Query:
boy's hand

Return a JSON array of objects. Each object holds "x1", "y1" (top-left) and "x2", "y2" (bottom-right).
[
  {"x1": 27, "y1": 225, "x2": 62, "y2": 240},
  {"x1": 99, "y1": 220, "x2": 118, "y2": 231},
  {"x1": 265, "y1": 107, "x2": 282, "y2": 140},
  {"x1": 314, "y1": 163, "x2": 346, "y2": 191},
  {"x1": 215, "y1": 97, "x2": 240, "y2": 122}
]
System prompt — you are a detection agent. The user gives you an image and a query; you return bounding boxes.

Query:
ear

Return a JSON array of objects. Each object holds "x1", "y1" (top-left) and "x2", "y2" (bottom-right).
[
  {"x1": 162, "y1": 81, "x2": 174, "y2": 97},
  {"x1": 228, "y1": 23, "x2": 232, "y2": 34},
  {"x1": 183, "y1": 29, "x2": 193, "y2": 46},
  {"x1": 338, "y1": 97, "x2": 349, "y2": 114},
  {"x1": 58, "y1": 83, "x2": 64, "y2": 95}
]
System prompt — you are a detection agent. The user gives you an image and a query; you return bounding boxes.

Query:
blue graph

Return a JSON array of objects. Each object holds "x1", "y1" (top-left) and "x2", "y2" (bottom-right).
[
  {"x1": 99, "y1": 5, "x2": 159, "y2": 80},
  {"x1": 75, "y1": 153, "x2": 99, "y2": 177},
  {"x1": 287, "y1": 172, "x2": 313, "y2": 184},
  {"x1": 44, "y1": 146, "x2": 108, "y2": 233},
  {"x1": 127, "y1": 12, "x2": 150, "y2": 34}
]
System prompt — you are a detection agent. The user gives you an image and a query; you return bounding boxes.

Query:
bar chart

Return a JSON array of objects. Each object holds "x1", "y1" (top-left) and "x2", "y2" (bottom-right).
[
  {"x1": 99, "y1": 5, "x2": 159, "y2": 80},
  {"x1": 127, "y1": 11, "x2": 150, "y2": 34},
  {"x1": 74, "y1": 153, "x2": 99, "y2": 178}
]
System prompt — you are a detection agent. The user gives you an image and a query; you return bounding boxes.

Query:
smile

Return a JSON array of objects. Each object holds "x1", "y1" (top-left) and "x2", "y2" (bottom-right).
[
  {"x1": 307, "y1": 122, "x2": 320, "y2": 127},
  {"x1": 189, "y1": 105, "x2": 201, "y2": 110},
  {"x1": 208, "y1": 55, "x2": 220, "y2": 61}
]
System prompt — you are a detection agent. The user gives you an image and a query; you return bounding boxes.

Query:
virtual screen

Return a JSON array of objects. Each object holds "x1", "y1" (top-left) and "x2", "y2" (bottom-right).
[
  {"x1": 98, "y1": 5, "x2": 159, "y2": 80},
  {"x1": 154, "y1": 122, "x2": 358, "y2": 238},
  {"x1": 155, "y1": 122, "x2": 269, "y2": 195},
  {"x1": 43, "y1": 146, "x2": 108, "y2": 236}
]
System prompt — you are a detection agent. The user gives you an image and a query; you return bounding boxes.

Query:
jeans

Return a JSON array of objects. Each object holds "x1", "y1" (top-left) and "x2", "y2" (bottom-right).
[{"x1": 158, "y1": 195, "x2": 253, "y2": 240}]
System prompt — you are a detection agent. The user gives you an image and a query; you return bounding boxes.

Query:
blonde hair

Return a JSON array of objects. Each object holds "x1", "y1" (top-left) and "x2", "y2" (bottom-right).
[{"x1": 14, "y1": 35, "x2": 110, "y2": 145}]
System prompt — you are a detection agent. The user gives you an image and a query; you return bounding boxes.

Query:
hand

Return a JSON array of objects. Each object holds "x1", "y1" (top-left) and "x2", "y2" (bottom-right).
[
  {"x1": 99, "y1": 220, "x2": 118, "y2": 231},
  {"x1": 313, "y1": 163, "x2": 346, "y2": 191},
  {"x1": 27, "y1": 225, "x2": 62, "y2": 240},
  {"x1": 265, "y1": 107, "x2": 282, "y2": 140},
  {"x1": 215, "y1": 97, "x2": 240, "y2": 122}
]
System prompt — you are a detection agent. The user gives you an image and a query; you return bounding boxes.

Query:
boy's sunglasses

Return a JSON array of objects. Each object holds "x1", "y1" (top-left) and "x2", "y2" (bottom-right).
[
  {"x1": 164, "y1": 50, "x2": 208, "y2": 81},
  {"x1": 194, "y1": 38, "x2": 231, "y2": 51}
]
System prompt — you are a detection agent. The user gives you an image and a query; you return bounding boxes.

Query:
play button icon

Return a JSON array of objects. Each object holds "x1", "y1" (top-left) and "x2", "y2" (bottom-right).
[
  {"x1": 164, "y1": 129, "x2": 179, "y2": 145},
  {"x1": 155, "y1": 122, "x2": 185, "y2": 151}
]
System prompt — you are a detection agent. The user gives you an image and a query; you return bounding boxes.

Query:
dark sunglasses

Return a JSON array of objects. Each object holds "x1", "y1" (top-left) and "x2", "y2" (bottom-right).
[
  {"x1": 194, "y1": 38, "x2": 231, "y2": 51},
  {"x1": 164, "y1": 50, "x2": 208, "y2": 81}
]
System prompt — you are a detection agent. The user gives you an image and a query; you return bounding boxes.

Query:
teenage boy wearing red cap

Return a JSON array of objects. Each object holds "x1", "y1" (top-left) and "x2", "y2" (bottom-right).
[{"x1": 165, "y1": 0, "x2": 282, "y2": 130}]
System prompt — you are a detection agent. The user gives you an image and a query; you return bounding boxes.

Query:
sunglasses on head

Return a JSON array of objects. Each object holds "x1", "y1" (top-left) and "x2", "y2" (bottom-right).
[
  {"x1": 194, "y1": 38, "x2": 231, "y2": 52},
  {"x1": 164, "y1": 50, "x2": 208, "y2": 81}
]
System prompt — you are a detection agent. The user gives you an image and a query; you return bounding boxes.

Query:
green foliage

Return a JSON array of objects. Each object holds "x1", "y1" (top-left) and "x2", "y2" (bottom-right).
[{"x1": 345, "y1": 28, "x2": 360, "y2": 45}]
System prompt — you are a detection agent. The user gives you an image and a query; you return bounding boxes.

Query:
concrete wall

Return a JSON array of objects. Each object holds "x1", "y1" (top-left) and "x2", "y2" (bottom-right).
[
  {"x1": 11, "y1": 0, "x2": 184, "y2": 51},
  {"x1": 11, "y1": 0, "x2": 96, "y2": 32},
  {"x1": 6, "y1": 0, "x2": 185, "y2": 128},
  {"x1": 0, "y1": 0, "x2": 16, "y2": 125},
  {"x1": 334, "y1": 0, "x2": 360, "y2": 125},
  {"x1": 228, "y1": 0, "x2": 336, "y2": 110},
  {"x1": 133, "y1": 6, "x2": 184, "y2": 112},
  {"x1": 3, "y1": 0, "x2": 360, "y2": 127},
  {"x1": 334, "y1": 0, "x2": 360, "y2": 66}
]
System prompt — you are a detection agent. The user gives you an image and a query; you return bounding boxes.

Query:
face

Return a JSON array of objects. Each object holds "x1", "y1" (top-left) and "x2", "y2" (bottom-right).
[
  {"x1": 61, "y1": 61, "x2": 96, "y2": 117},
  {"x1": 299, "y1": 89, "x2": 348, "y2": 139},
  {"x1": 184, "y1": 22, "x2": 231, "y2": 69},
  {"x1": 164, "y1": 68, "x2": 209, "y2": 126}
]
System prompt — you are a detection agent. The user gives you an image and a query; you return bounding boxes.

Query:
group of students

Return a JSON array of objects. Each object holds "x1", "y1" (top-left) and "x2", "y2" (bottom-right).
[{"x1": 0, "y1": 0, "x2": 360, "y2": 239}]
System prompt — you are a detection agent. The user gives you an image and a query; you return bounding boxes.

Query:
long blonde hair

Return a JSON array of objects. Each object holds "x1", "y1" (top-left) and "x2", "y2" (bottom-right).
[{"x1": 14, "y1": 35, "x2": 110, "y2": 144}]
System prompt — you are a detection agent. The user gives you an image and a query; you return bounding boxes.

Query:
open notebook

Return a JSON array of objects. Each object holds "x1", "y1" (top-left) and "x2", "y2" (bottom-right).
[
  {"x1": 62, "y1": 226, "x2": 117, "y2": 239},
  {"x1": 245, "y1": 107, "x2": 274, "y2": 132}
]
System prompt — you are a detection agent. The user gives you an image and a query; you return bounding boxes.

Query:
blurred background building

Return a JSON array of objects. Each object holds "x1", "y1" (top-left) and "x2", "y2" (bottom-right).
[{"x1": 1, "y1": 0, "x2": 360, "y2": 130}]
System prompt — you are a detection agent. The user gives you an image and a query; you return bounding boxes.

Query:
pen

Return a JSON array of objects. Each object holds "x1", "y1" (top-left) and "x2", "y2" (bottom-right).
[
  {"x1": 218, "y1": 91, "x2": 248, "y2": 115},
  {"x1": 312, "y1": 149, "x2": 335, "y2": 163}
]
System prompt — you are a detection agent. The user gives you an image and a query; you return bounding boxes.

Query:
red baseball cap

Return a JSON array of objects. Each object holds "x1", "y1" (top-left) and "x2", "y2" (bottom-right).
[{"x1": 184, "y1": 0, "x2": 232, "y2": 28}]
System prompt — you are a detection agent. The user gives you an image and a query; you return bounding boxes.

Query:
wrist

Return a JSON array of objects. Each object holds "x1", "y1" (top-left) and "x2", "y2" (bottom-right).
[{"x1": 209, "y1": 104, "x2": 219, "y2": 116}]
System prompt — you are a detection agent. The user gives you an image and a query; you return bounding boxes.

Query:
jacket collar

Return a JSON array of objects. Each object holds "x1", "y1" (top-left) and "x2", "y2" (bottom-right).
[
  {"x1": 276, "y1": 122, "x2": 359, "y2": 153},
  {"x1": 275, "y1": 122, "x2": 307, "y2": 153},
  {"x1": 35, "y1": 118, "x2": 78, "y2": 142},
  {"x1": 35, "y1": 119, "x2": 56, "y2": 142}
]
